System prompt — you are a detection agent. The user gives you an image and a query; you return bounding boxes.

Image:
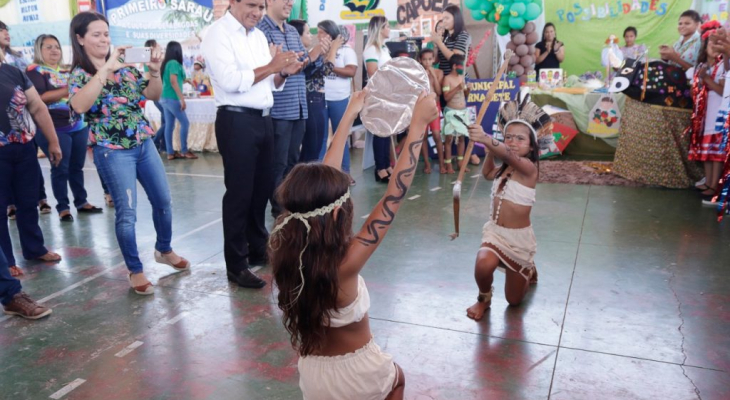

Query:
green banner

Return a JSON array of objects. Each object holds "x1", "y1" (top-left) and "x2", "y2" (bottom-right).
[{"x1": 544, "y1": 0, "x2": 693, "y2": 76}]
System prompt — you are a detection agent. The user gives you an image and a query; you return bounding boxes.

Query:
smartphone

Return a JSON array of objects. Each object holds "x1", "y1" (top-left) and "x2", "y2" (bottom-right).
[{"x1": 124, "y1": 47, "x2": 151, "y2": 63}]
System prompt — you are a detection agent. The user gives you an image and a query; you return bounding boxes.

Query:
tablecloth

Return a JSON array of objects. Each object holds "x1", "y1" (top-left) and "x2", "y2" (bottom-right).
[{"x1": 144, "y1": 98, "x2": 218, "y2": 152}]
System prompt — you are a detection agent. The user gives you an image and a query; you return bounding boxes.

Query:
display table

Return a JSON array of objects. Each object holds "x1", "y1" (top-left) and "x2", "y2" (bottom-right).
[
  {"x1": 613, "y1": 97, "x2": 702, "y2": 188},
  {"x1": 144, "y1": 98, "x2": 218, "y2": 152},
  {"x1": 531, "y1": 89, "x2": 626, "y2": 156}
]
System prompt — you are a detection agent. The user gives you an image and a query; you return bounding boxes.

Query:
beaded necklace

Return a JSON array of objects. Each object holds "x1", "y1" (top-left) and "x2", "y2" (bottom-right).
[{"x1": 491, "y1": 170, "x2": 513, "y2": 224}]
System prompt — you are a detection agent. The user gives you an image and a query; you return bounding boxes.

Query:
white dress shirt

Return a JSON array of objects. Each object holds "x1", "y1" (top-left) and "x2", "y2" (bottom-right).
[{"x1": 202, "y1": 12, "x2": 283, "y2": 109}]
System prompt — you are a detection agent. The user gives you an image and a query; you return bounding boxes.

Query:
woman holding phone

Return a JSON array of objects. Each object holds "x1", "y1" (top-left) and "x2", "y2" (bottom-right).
[{"x1": 68, "y1": 12, "x2": 190, "y2": 295}]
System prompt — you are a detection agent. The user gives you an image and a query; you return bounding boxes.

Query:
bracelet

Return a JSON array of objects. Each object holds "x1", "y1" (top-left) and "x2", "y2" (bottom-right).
[{"x1": 149, "y1": 73, "x2": 160, "y2": 78}]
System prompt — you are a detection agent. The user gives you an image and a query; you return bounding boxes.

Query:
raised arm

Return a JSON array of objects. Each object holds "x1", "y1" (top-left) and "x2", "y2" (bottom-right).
[
  {"x1": 467, "y1": 123, "x2": 537, "y2": 178},
  {"x1": 69, "y1": 46, "x2": 130, "y2": 114},
  {"x1": 141, "y1": 46, "x2": 163, "y2": 101},
  {"x1": 340, "y1": 93, "x2": 439, "y2": 277},
  {"x1": 323, "y1": 90, "x2": 367, "y2": 169}
]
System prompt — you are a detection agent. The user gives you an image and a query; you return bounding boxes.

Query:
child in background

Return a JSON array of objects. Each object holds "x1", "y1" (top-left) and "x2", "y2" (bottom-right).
[
  {"x1": 419, "y1": 48, "x2": 445, "y2": 174},
  {"x1": 686, "y1": 21, "x2": 725, "y2": 205},
  {"x1": 709, "y1": 27, "x2": 730, "y2": 215},
  {"x1": 442, "y1": 54, "x2": 469, "y2": 174}
]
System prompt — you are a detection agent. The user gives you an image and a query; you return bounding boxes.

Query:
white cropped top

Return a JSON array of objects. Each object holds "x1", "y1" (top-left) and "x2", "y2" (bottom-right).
[
  {"x1": 491, "y1": 176, "x2": 536, "y2": 206},
  {"x1": 328, "y1": 275, "x2": 370, "y2": 328}
]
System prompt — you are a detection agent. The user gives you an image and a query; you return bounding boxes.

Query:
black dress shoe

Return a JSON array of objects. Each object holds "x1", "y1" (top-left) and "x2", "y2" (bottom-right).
[
  {"x1": 60, "y1": 214, "x2": 74, "y2": 222},
  {"x1": 227, "y1": 269, "x2": 266, "y2": 289},
  {"x1": 78, "y1": 205, "x2": 103, "y2": 213}
]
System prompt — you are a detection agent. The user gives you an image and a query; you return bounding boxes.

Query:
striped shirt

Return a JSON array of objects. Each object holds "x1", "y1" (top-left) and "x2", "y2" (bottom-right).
[
  {"x1": 257, "y1": 15, "x2": 310, "y2": 120},
  {"x1": 438, "y1": 31, "x2": 470, "y2": 76}
]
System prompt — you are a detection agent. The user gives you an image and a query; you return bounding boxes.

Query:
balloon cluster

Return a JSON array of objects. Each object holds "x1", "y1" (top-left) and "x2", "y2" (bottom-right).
[
  {"x1": 506, "y1": 21, "x2": 538, "y2": 83},
  {"x1": 465, "y1": 0, "x2": 543, "y2": 36}
]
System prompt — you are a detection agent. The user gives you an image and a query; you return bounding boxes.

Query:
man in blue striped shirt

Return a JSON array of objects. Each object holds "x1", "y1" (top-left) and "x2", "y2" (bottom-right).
[{"x1": 258, "y1": 0, "x2": 326, "y2": 217}]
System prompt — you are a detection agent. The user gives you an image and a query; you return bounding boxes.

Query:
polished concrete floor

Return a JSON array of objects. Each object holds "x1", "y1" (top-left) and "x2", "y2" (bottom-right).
[{"x1": 1, "y1": 150, "x2": 729, "y2": 400}]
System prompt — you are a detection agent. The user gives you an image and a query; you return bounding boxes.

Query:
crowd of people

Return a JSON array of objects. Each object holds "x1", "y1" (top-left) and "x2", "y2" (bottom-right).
[{"x1": 1, "y1": 2, "x2": 729, "y2": 399}]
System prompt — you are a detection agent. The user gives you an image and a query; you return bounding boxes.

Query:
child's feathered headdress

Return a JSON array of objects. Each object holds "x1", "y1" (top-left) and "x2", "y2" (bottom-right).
[
  {"x1": 701, "y1": 20, "x2": 721, "y2": 40},
  {"x1": 497, "y1": 93, "x2": 552, "y2": 139}
]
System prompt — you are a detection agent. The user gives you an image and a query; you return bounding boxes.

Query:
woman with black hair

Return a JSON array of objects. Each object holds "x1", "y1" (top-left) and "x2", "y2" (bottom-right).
[
  {"x1": 0, "y1": 20, "x2": 28, "y2": 70},
  {"x1": 160, "y1": 41, "x2": 196, "y2": 160},
  {"x1": 432, "y1": 5, "x2": 470, "y2": 76},
  {"x1": 534, "y1": 23, "x2": 565, "y2": 82},
  {"x1": 68, "y1": 12, "x2": 190, "y2": 295}
]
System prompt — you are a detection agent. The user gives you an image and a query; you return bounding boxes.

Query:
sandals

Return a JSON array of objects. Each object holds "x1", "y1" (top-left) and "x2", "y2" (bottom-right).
[
  {"x1": 78, "y1": 205, "x2": 103, "y2": 214},
  {"x1": 154, "y1": 250, "x2": 190, "y2": 271},
  {"x1": 128, "y1": 273, "x2": 154, "y2": 295},
  {"x1": 167, "y1": 152, "x2": 184, "y2": 160},
  {"x1": 183, "y1": 151, "x2": 198, "y2": 159},
  {"x1": 39, "y1": 202, "x2": 52, "y2": 214},
  {"x1": 37, "y1": 252, "x2": 62, "y2": 262},
  {"x1": 9, "y1": 265, "x2": 23, "y2": 277},
  {"x1": 59, "y1": 211, "x2": 74, "y2": 222}
]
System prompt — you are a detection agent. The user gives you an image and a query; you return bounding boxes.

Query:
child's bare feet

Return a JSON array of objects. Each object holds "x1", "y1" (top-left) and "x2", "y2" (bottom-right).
[
  {"x1": 439, "y1": 163, "x2": 447, "y2": 174},
  {"x1": 423, "y1": 163, "x2": 432, "y2": 174},
  {"x1": 467, "y1": 300, "x2": 490, "y2": 321},
  {"x1": 445, "y1": 163, "x2": 455, "y2": 174}
]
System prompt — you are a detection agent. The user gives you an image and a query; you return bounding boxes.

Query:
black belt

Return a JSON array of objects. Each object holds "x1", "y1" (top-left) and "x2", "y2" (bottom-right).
[{"x1": 218, "y1": 105, "x2": 270, "y2": 117}]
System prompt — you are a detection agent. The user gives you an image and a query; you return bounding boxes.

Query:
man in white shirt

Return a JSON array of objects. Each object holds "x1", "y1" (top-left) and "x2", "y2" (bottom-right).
[{"x1": 202, "y1": 0, "x2": 302, "y2": 289}]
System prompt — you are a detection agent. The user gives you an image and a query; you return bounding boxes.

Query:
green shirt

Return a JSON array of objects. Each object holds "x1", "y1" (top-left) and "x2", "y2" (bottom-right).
[{"x1": 162, "y1": 60, "x2": 185, "y2": 100}]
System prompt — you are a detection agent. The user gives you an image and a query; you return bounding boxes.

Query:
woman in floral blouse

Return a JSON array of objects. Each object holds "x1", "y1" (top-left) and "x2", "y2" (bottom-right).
[
  {"x1": 68, "y1": 12, "x2": 190, "y2": 295},
  {"x1": 27, "y1": 34, "x2": 103, "y2": 222}
]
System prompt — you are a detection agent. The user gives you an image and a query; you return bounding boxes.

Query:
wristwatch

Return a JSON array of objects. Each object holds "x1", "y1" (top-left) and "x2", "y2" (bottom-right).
[{"x1": 279, "y1": 71, "x2": 290, "y2": 79}]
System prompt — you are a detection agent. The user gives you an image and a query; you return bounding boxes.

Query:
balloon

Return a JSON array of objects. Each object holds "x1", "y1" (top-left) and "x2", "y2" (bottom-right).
[
  {"x1": 465, "y1": 0, "x2": 480, "y2": 10},
  {"x1": 526, "y1": 31, "x2": 539, "y2": 45},
  {"x1": 515, "y1": 43, "x2": 529, "y2": 56},
  {"x1": 524, "y1": 2, "x2": 542, "y2": 20},
  {"x1": 482, "y1": 1, "x2": 495, "y2": 14},
  {"x1": 509, "y1": 55, "x2": 520, "y2": 65},
  {"x1": 512, "y1": 33, "x2": 526, "y2": 45},
  {"x1": 512, "y1": 64, "x2": 525, "y2": 76},
  {"x1": 498, "y1": 15, "x2": 511, "y2": 26},
  {"x1": 506, "y1": 41, "x2": 517, "y2": 50},
  {"x1": 523, "y1": 21, "x2": 536, "y2": 34},
  {"x1": 471, "y1": 9, "x2": 486, "y2": 20},
  {"x1": 510, "y1": 2, "x2": 526, "y2": 17},
  {"x1": 528, "y1": 46, "x2": 535, "y2": 55},
  {"x1": 525, "y1": 65, "x2": 535, "y2": 74},
  {"x1": 487, "y1": 11, "x2": 497, "y2": 23},
  {"x1": 519, "y1": 74, "x2": 528, "y2": 84},
  {"x1": 509, "y1": 16, "x2": 526, "y2": 30},
  {"x1": 520, "y1": 54, "x2": 533, "y2": 67},
  {"x1": 497, "y1": 24, "x2": 511, "y2": 36}
]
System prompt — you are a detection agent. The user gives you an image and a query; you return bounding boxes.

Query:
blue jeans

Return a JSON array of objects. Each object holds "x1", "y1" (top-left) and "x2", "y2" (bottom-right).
[
  {"x1": 373, "y1": 135, "x2": 391, "y2": 171},
  {"x1": 159, "y1": 99, "x2": 190, "y2": 154},
  {"x1": 299, "y1": 91, "x2": 326, "y2": 163},
  {"x1": 152, "y1": 101, "x2": 166, "y2": 151},
  {"x1": 93, "y1": 139, "x2": 173, "y2": 273},
  {"x1": 0, "y1": 246, "x2": 21, "y2": 306},
  {"x1": 35, "y1": 126, "x2": 90, "y2": 213},
  {"x1": 320, "y1": 97, "x2": 351, "y2": 173},
  {"x1": 0, "y1": 142, "x2": 48, "y2": 266}
]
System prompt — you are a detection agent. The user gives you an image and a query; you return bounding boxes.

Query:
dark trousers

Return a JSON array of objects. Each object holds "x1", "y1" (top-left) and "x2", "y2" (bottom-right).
[
  {"x1": 0, "y1": 142, "x2": 48, "y2": 266},
  {"x1": 7, "y1": 140, "x2": 46, "y2": 207},
  {"x1": 270, "y1": 118, "x2": 306, "y2": 215},
  {"x1": 373, "y1": 135, "x2": 391, "y2": 170},
  {"x1": 215, "y1": 108, "x2": 275, "y2": 273},
  {"x1": 299, "y1": 91, "x2": 326, "y2": 163},
  {"x1": 35, "y1": 127, "x2": 90, "y2": 213},
  {"x1": 0, "y1": 246, "x2": 22, "y2": 306}
]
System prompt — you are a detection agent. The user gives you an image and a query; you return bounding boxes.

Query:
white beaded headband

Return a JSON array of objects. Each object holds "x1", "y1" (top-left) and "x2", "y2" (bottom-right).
[
  {"x1": 270, "y1": 189, "x2": 351, "y2": 306},
  {"x1": 503, "y1": 119, "x2": 537, "y2": 141}
]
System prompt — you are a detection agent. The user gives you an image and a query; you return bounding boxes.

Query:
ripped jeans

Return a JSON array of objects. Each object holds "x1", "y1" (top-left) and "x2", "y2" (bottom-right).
[{"x1": 93, "y1": 139, "x2": 173, "y2": 273}]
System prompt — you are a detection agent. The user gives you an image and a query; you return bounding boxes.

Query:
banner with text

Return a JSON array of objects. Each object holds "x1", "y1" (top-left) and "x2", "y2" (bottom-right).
[
  {"x1": 466, "y1": 77, "x2": 521, "y2": 135},
  {"x1": 545, "y1": 0, "x2": 692, "y2": 75},
  {"x1": 307, "y1": 0, "x2": 398, "y2": 26},
  {"x1": 101, "y1": 0, "x2": 214, "y2": 47}
]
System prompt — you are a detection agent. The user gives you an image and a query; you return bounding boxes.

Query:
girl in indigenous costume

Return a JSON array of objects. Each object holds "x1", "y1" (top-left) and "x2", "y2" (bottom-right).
[
  {"x1": 269, "y1": 91, "x2": 438, "y2": 400},
  {"x1": 465, "y1": 95, "x2": 550, "y2": 321},
  {"x1": 708, "y1": 27, "x2": 730, "y2": 217},
  {"x1": 686, "y1": 21, "x2": 726, "y2": 204}
]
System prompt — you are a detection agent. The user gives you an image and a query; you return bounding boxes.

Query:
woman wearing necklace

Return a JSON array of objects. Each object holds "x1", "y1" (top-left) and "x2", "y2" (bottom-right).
[
  {"x1": 465, "y1": 96, "x2": 550, "y2": 320},
  {"x1": 27, "y1": 34, "x2": 103, "y2": 222}
]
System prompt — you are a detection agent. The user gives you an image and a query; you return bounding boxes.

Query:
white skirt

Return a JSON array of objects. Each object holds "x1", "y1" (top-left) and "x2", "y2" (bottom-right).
[
  {"x1": 481, "y1": 220, "x2": 537, "y2": 280},
  {"x1": 298, "y1": 339, "x2": 397, "y2": 400}
]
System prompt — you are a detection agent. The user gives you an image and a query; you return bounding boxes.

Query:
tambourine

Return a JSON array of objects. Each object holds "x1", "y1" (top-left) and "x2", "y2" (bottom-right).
[{"x1": 360, "y1": 57, "x2": 430, "y2": 138}]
